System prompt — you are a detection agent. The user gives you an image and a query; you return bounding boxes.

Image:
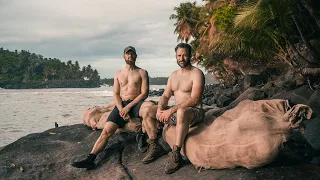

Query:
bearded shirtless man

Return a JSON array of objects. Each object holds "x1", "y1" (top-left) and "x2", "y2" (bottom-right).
[
  {"x1": 72, "y1": 46, "x2": 153, "y2": 169},
  {"x1": 141, "y1": 43, "x2": 205, "y2": 174}
]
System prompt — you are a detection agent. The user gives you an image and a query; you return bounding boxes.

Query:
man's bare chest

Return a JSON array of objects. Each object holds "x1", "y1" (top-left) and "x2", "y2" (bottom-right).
[
  {"x1": 118, "y1": 73, "x2": 142, "y2": 86},
  {"x1": 171, "y1": 75, "x2": 193, "y2": 92}
]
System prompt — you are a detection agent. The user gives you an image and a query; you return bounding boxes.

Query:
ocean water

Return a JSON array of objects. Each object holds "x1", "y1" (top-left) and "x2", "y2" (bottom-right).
[{"x1": 0, "y1": 85, "x2": 166, "y2": 147}]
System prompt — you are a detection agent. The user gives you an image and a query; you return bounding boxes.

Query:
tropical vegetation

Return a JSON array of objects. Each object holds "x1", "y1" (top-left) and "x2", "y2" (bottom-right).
[
  {"x1": 0, "y1": 48, "x2": 100, "y2": 88},
  {"x1": 170, "y1": 0, "x2": 320, "y2": 85}
]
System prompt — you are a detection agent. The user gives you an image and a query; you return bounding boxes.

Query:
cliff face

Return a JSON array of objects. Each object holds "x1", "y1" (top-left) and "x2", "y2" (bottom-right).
[{"x1": 0, "y1": 124, "x2": 319, "y2": 180}]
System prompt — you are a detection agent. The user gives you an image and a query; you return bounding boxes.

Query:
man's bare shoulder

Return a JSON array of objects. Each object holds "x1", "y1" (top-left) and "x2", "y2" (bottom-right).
[
  {"x1": 169, "y1": 69, "x2": 179, "y2": 78},
  {"x1": 114, "y1": 70, "x2": 122, "y2": 77},
  {"x1": 191, "y1": 66, "x2": 204, "y2": 75},
  {"x1": 136, "y1": 67, "x2": 148, "y2": 76},
  {"x1": 137, "y1": 67, "x2": 147, "y2": 73}
]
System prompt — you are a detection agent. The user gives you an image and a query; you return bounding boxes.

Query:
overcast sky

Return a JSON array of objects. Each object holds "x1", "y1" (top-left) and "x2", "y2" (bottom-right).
[{"x1": 0, "y1": 0, "x2": 206, "y2": 78}]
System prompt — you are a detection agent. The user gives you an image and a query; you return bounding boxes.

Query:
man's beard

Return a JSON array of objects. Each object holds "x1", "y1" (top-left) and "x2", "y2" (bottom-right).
[
  {"x1": 125, "y1": 59, "x2": 135, "y2": 65},
  {"x1": 177, "y1": 59, "x2": 191, "y2": 68}
]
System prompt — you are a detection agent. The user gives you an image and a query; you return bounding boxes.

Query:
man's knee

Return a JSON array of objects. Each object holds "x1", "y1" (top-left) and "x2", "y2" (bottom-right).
[
  {"x1": 141, "y1": 105, "x2": 156, "y2": 118},
  {"x1": 101, "y1": 128, "x2": 114, "y2": 138},
  {"x1": 176, "y1": 107, "x2": 191, "y2": 124},
  {"x1": 101, "y1": 122, "x2": 117, "y2": 138},
  {"x1": 176, "y1": 107, "x2": 187, "y2": 116}
]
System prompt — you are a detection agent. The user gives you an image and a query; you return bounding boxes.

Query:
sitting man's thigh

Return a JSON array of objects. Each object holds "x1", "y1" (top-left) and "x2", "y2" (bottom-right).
[
  {"x1": 139, "y1": 102, "x2": 157, "y2": 117},
  {"x1": 178, "y1": 107, "x2": 195, "y2": 123},
  {"x1": 169, "y1": 107, "x2": 195, "y2": 125}
]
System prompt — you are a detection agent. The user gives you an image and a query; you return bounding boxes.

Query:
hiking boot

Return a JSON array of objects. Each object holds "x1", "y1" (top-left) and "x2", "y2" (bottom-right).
[
  {"x1": 71, "y1": 154, "x2": 96, "y2": 170},
  {"x1": 142, "y1": 139, "x2": 165, "y2": 164},
  {"x1": 136, "y1": 132, "x2": 148, "y2": 153},
  {"x1": 165, "y1": 145, "x2": 182, "y2": 174}
]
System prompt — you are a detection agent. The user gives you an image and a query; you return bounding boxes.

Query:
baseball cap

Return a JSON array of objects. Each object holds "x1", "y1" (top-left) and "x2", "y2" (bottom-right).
[{"x1": 124, "y1": 46, "x2": 136, "y2": 54}]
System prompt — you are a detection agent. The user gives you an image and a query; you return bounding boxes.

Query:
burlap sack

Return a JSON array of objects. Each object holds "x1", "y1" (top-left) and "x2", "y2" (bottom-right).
[
  {"x1": 82, "y1": 104, "x2": 142, "y2": 133},
  {"x1": 164, "y1": 99, "x2": 312, "y2": 169}
]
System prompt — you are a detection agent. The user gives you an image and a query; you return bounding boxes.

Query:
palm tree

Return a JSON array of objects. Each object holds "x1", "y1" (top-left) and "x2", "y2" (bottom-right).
[
  {"x1": 170, "y1": 2, "x2": 200, "y2": 43},
  {"x1": 212, "y1": 0, "x2": 319, "y2": 67}
]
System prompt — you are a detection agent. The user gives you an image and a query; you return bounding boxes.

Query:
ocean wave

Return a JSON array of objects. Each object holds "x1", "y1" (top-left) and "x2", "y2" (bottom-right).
[{"x1": 0, "y1": 90, "x2": 114, "y2": 96}]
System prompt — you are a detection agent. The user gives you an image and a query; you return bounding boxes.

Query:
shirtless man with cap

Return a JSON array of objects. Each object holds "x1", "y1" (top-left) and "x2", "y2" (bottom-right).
[{"x1": 72, "y1": 46, "x2": 153, "y2": 169}]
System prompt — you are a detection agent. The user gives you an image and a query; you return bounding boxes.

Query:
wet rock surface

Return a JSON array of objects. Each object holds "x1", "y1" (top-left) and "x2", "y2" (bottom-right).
[{"x1": 0, "y1": 124, "x2": 319, "y2": 180}]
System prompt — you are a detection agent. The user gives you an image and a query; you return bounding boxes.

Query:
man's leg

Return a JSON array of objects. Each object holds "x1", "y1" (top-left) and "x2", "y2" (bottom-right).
[
  {"x1": 135, "y1": 101, "x2": 154, "y2": 153},
  {"x1": 141, "y1": 105, "x2": 158, "y2": 139},
  {"x1": 175, "y1": 108, "x2": 194, "y2": 147},
  {"x1": 91, "y1": 121, "x2": 119, "y2": 154},
  {"x1": 71, "y1": 121, "x2": 118, "y2": 169},
  {"x1": 165, "y1": 107, "x2": 194, "y2": 174},
  {"x1": 141, "y1": 105, "x2": 165, "y2": 164}
]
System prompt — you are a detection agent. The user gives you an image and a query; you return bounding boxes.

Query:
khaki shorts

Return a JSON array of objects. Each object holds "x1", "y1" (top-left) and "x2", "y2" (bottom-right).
[{"x1": 167, "y1": 107, "x2": 204, "y2": 127}]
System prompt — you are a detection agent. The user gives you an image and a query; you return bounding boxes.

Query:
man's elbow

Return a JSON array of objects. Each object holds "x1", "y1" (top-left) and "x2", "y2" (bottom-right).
[
  {"x1": 192, "y1": 97, "x2": 201, "y2": 105},
  {"x1": 142, "y1": 92, "x2": 149, "y2": 100}
]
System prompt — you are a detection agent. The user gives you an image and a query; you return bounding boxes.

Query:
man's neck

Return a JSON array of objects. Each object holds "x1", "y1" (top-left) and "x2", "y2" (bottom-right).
[
  {"x1": 125, "y1": 64, "x2": 137, "y2": 71},
  {"x1": 180, "y1": 65, "x2": 192, "y2": 73}
]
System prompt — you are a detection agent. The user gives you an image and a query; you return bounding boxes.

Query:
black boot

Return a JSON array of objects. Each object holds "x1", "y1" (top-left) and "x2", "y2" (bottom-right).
[
  {"x1": 71, "y1": 154, "x2": 96, "y2": 170},
  {"x1": 136, "y1": 132, "x2": 148, "y2": 153}
]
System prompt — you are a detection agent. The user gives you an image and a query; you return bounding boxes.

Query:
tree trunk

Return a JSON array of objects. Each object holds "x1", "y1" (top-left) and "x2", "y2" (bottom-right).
[
  {"x1": 301, "y1": 67, "x2": 320, "y2": 75},
  {"x1": 291, "y1": 15, "x2": 319, "y2": 63},
  {"x1": 287, "y1": 41, "x2": 310, "y2": 67},
  {"x1": 301, "y1": 0, "x2": 320, "y2": 29}
]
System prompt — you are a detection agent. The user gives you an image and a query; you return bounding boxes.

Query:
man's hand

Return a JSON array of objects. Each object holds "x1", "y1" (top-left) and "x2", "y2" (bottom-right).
[
  {"x1": 123, "y1": 113, "x2": 131, "y2": 121},
  {"x1": 156, "y1": 108, "x2": 163, "y2": 121},
  {"x1": 157, "y1": 108, "x2": 173, "y2": 123},
  {"x1": 120, "y1": 106, "x2": 131, "y2": 117},
  {"x1": 119, "y1": 107, "x2": 131, "y2": 121}
]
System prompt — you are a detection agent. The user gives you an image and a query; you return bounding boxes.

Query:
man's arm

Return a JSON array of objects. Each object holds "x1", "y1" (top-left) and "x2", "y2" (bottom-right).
[
  {"x1": 113, "y1": 71, "x2": 123, "y2": 111},
  {"x1": 170, "y1": 69, "x2": 204, "y2": 113},
  {"x1": 124, "y1": 70, "x2": 149, "y2": 109},
  {"x1": 158, "y1": 75, "x2": 173, "y2": 110}
]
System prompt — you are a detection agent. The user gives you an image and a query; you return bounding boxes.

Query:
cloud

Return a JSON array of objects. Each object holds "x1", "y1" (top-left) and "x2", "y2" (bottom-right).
[{"x1": 0, "y1": 0, "x2": 205, "y2": 78}]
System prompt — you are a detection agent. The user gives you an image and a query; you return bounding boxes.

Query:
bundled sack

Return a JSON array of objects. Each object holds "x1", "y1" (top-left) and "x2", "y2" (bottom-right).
[
  {"x1": 164, "y1": 99, "x2": 312, "y2": 169},
  {"x1": 82, "y1": 104, "x2": 142, "y2": 133},
  {"x1": 83, "y1": 104, "x2": 115, "y2": 130}
]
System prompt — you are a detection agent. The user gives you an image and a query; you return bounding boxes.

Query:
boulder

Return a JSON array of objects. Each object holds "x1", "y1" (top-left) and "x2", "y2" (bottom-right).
[
  {"x1": 304, "y1": 116, "x2": 320, "y2": 151},
  {"x1": 229, "y1": 87, "x2": 267, "y2": 107},
  {"x1": 202, "y1": 97, "x2": 215, "y2": 106},
  {"x1": 308, "y1": 90, "x2": 320, "y2": 116},
  {"x1": 290, "y1": 85, "x2": 314, "y2": 105},
  {"x1": 243, "y1": 74, "x2": 268, "y2": 89},
  {"x1": 216, "y1": 95, "x2": 233, "y2": 107}
]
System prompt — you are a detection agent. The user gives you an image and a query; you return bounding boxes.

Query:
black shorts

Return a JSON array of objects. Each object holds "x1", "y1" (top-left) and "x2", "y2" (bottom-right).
[{"x1": 107, "y1": 100, "x2": 144, "y2": 128}]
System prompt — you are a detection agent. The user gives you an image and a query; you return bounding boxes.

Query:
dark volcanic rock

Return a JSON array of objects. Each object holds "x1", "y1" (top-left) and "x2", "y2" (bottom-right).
[
  {"x1": 304, "y1": 116, "x2": 320, "y2": 151},
  {"x1": 244, "y1": 74, "x2": 268, "y2": 89},
  {"x1": 0, "y1": 124, "x2": 320, "y2": 180},
  {"x1": 149, "y1": 89, "x2": 165, "y2": 97},
  {"x1": 216, "y1": 94, "x2": 233, "y2": 107}
]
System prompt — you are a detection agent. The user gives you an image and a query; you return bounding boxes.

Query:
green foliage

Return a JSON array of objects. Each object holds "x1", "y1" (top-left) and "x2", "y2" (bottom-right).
[
  {"x1": 170, "y1": 0, "x2": 320, "y2": 76},
  {"x1": 214, "y1": 4, "x2": 236, "y2": 31},
  {"x1": 170, "y1": 1, "x2": 200, "y2": 42},
  {"x1": 0, "y1": 48, "x2": 100, "y2": 88}
]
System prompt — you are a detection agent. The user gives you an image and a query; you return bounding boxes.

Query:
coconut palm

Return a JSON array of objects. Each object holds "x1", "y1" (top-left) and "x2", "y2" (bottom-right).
[
  {"x1": 170, "y1": 2, "x2": 200, "y2": 43},
  {"x1": 211, "y1": 0, "x2": 320, "y2": 68}
]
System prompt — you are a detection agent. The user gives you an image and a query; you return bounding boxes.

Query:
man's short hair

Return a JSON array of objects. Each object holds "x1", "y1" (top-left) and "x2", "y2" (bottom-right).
[
  {"x1": 124, "y1": 46, "x2": 136, "y2": 54},
  {"x1": 175, "y1": 43, "x2": 192, "y2": 57}
]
